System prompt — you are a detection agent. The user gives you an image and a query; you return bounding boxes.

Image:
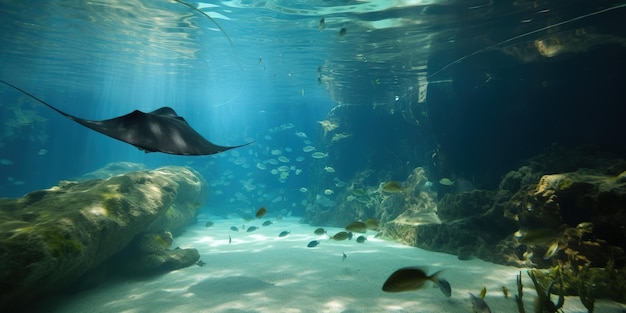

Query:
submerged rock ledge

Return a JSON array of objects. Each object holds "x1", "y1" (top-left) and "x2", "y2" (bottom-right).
[{"x1": 0, "y1": 166, "x2": 207, "y2": 310}]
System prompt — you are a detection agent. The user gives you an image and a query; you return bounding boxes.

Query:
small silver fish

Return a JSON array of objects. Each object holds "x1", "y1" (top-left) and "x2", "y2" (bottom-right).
[
  {"x1": 318, "y1": 17, "x2": 325, "y2": 30},
  {"x1": 307, "y1": 240, "x2": 320, "y2": 248},
  {"x1": 543, "y1": 241, "x2": 559, "y2": 260},
  {"x1": 469, "y1": 293, "x2": 492, "y2": 313},
  {"x1": 437, "y1": 278, "x2": 451, "y2": 297}
]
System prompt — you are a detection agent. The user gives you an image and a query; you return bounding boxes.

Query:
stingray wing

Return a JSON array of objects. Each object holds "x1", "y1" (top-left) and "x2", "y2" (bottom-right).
[
  {"x1": 0, "y1": 80, "x2": 251, "y2": 155},
  {"x1": 69, "y1": 108, "x2": 251, "y2": 155}
]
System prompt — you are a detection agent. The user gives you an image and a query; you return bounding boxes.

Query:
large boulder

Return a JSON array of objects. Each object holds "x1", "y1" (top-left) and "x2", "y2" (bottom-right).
[
  {"x1": 112, "y1": 231, "x2": 200, "y2": 276},
  {"x1": 0, "y1": 166, "x2": 206, "y2": 310}
]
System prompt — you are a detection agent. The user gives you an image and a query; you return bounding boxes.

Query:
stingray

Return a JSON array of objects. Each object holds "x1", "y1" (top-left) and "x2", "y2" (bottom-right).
[{"x1": 0, "y1": 80, "x2": 252, "y2": 155}]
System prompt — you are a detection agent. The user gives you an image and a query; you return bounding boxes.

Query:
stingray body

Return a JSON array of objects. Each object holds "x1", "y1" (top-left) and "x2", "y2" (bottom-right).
[{"x1": 0, "y1": 80, "x2": 251, "y2": 155}]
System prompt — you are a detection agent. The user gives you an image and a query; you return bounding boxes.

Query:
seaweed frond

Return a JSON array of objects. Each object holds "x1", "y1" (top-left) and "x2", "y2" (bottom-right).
[
  {"x1": 516, "y1": 271, "x2": 526, "y2": 313},
  {"x1": 577, "y1": 262, "x2": 595, "y2": 313},
  {"x1": 528, "y1": 265, "x2": 565, "y2": 313}
]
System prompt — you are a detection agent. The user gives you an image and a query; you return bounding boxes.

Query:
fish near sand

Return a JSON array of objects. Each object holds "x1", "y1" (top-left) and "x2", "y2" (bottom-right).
[
  {"x1": 255, "y1": 207, "x2": 267, "y2": 218},
  {"x1": 278, "y1": 231, "x2": 290, "y2": 237},
  {"x1": 307, "y1": 240, "x2": 320, "y2": 248},
  {"x1": 331, "y1": 231, "x2": 351, "y2": 241},
  {"x1": 345, "y1": 221, "x2": 368, "y2": 233},
  {"x1": 364, "y1": 218, "x2": 379, "y2": 230},
  {"x1": 246, "y1": 226, "x2": 258, "y2": 232},
  {"x1": 382, "y1": 267, "x2": 442, "y2": 292},
  {"x1": 314, "y1": 227, "x2": 327, "y2": 235},
  {"x1": 0, "y1": 80, "x2": 252, "y2": 155},
  {"x1": 436, "y1": 278, "x2": 451, "y2": 297},
  {"x1": 469, "y1": 293, "x2": 492, "y2": 313}
]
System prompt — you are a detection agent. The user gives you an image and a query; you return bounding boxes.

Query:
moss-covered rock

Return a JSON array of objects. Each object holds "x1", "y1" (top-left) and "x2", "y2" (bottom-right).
[
  {"x1": 376, "y1": 146, "x2": 626, "y2": 278},
  {"x1": 399, "y1": 190, "x2": 517, "y2": 262},
  {"x1": 0, "y1": 166, "x2": 206, "y2": 310},
  {"x1": 113, "y1": 231, "x2": 199, "y2": 276}
]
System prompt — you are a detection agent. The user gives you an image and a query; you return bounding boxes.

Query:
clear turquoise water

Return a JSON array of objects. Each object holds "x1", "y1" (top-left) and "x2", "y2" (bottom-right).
[{"x1": 2, "y1": 0, "x2": 622, "y2": 203}]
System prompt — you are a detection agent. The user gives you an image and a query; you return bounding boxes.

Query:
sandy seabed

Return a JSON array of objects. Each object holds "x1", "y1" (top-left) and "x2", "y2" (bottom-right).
[{"x1": 45, "y1": 217, "x2": 625, "y2": 313}]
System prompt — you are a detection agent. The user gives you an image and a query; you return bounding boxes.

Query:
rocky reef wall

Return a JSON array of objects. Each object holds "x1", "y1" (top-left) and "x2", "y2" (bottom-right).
[
  {"x1": 302, "y1": 145, "x2": 626, "y2": 301},
  {"x1": 0, "y1": 165, "x2": 207, "y2": 310}
]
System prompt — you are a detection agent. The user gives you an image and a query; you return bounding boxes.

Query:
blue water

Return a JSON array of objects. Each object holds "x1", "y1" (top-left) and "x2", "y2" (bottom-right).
[
  {"x1": 2, "y1": 1, "x2": 626, "y2": 312},
  {"x1": 0, "y1": 0, "x2": 339, "y2": 203},
  {"x1": 1, "y1": 0, "x2": 625, "y2": 210}
]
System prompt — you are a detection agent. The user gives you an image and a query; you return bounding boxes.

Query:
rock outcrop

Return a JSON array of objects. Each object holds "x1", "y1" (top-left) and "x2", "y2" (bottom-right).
[
  {"x1": 386, "y1": 146, "x2": 626, "y2": 271},
  {"x1": 112, "y1": 231, "x2": 200, "y2": 276},
  {"x1": 0, "y1": 166, "x2": 206, "y2": 310}
]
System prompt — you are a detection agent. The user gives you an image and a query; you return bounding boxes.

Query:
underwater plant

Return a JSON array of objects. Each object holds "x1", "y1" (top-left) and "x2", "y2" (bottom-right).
[
  {"x1": 516, "y1": 267, "x2": 565, "y2": 313},
  {"x1": 531, "y1": 258, "x2": 626, "y2": 311},
  {"x1": 577, "y1": 263, "x2": 595, "y2": 313},
  {"x1": 528, "y1": 267, "x2": 565, "y2": 313},
  {"x1": 516, "y1": 271, "x2": 525, "y2": 313}
]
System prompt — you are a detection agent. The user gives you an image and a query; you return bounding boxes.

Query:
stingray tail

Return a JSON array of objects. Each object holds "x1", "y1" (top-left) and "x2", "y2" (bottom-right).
[
  {"x1": 0, "y1": 80, "x2": 75, "y2": 120},
  {"x1": 221, "y1": 140, "x2": 255, "y2": 152}
]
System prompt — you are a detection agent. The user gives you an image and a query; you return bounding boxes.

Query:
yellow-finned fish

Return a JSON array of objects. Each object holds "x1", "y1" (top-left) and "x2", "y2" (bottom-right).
[
  {"x1": 382, "y1": 181, "x2": 404, "y2": 193},
  {"x1": 364, "y1": 218, "x2": 379, "y2": 230},
  {"x1": 479, "y1": 286, "x2": 487, "y2": 299},
  {"x1": 382, "y1": 267, "x2": 441, "y2": 292},
  {"x1": 438, "y1": 178, "x2": 454, "y2": 186},
  {"x1": 345, "y1": 221, "x2": 368, "y2": 233},
  {"x1": 543, "y1": 241, "x2": 560, "y2": 260}
]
